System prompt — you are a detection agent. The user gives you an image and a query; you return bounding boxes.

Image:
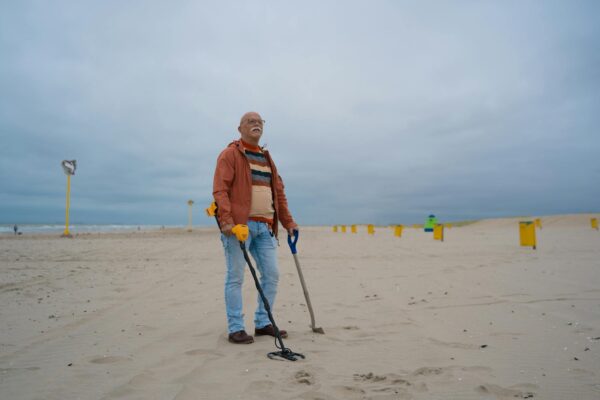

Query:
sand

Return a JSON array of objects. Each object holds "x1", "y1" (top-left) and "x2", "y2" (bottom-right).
[{"x1": 1, "y1": 214, "x2": 599, "y2": 400}]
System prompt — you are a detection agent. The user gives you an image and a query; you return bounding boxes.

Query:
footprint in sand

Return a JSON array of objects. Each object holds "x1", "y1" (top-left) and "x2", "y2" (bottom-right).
[
  {"x1": 333, "y1": 385, "x2": 366, "y2": 397},
  {"x1": 184, "y1": 348, "x2": 223, "y2": 357},
  {"x1": 476, "y1": 383, "x2": 537, "y2": 398},
  {"x1": 353, "y1": 372, "x2": 387, "y2": 382},
  {"x1": 351, "y1": 372, "x2": 426, "y2": 397},
  {"x1": 294, "y1": 370, "x2": 315, "y2": 385},
  {"x1": 89, "y1": 355, "x2": 130, "y2": 364},
  {"x1": 411, "y1": 367, "x2": 444, "y2": 377}
]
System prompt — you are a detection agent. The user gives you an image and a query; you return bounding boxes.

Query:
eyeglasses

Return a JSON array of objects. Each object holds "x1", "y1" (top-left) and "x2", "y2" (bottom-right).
[{"x1": 245, "y1": 118, "x2": 265, "y2": 125}]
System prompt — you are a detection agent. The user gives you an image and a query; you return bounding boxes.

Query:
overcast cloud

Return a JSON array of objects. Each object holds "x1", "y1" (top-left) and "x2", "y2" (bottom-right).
[{"x1": 1, "y1": 1, "x2": 599, "y2": 226}]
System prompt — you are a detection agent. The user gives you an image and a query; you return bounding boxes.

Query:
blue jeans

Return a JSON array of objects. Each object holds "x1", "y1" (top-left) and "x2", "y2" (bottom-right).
[{"x1": 220, "y1": 220, "x2": 279, "y2": 333}]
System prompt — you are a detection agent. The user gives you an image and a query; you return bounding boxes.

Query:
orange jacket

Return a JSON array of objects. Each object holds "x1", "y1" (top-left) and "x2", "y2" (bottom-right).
[{"x1": 212, "y1": 140, "x2": 297, "y2": 238}]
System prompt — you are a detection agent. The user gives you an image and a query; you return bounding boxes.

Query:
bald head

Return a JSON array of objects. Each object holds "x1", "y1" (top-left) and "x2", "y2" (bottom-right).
[
  {"x1": 238, "y1": 111, "x2": 264, "y2": 146},
  {"x1": 240, "y1": 111, "x2": 262, "y2": 126}
]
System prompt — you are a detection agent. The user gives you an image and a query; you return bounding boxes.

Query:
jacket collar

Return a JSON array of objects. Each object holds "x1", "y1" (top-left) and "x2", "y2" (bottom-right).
[{"x1": 231, "y1": 139, "x2": 268, "y2": 155}]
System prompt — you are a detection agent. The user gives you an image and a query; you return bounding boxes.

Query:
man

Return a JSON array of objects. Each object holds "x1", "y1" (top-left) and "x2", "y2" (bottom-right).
[{"x1": 213, "y1": 111, "x2": 298, "y2": 344}]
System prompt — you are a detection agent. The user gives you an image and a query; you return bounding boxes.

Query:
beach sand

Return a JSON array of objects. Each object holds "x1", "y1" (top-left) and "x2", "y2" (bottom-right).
[{"x1": 1, "y1": 214, "x2": 599, "y2": 399}]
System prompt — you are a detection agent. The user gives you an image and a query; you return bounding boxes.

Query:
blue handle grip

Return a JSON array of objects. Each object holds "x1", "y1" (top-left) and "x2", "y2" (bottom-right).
[{"x1": 287, "y1": 229, "x2": 299, "y2": 254}]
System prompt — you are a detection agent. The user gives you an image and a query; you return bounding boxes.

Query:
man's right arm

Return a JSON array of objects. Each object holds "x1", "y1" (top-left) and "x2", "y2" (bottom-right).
[{"x1": 213, "y1": 149, "x2": 235, "y2": 236}]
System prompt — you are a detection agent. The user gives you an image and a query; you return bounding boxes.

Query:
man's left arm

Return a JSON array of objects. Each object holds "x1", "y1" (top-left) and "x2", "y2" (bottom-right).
[{"x1": 274, "y1": 174, "x2": 298, "y2": 235}]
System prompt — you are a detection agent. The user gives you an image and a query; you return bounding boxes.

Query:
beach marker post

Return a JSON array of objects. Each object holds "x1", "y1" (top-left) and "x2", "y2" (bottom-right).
[
  {"x1": 333, "y1": 225, "x2": 338, "y2": 233},
  {"x1": 591, "y1": 218, "x2": 598, "y2": 230},
  {"x1": 394, "y1": 225, "x2": 403, "y2": 237},
  {"x1": 60, "y1": 160, "x2": 76, "y2": 238},
  {"x1": 341, "y1": 225, "x2": 347, "y2": 233},
  {"x1": 367, "y1": 224, "x2": 375, "y2": 235},
  {"x1": 187, "y1": 200, "x2": 194, "y2": 232},
  {"x1": 433, "y1": 224, "x2": 444, "y2": 241},
  {"x1": 519, "y1": 221, "x2": 537, "y2": 249},
  {"x1": 351, "y1": 224, "x2": 357, "y2": 233}
]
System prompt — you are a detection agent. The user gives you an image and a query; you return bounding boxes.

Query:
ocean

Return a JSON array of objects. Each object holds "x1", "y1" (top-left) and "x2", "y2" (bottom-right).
[{"x1": 0, "y1": 224, "x2": 185, "y2": 234}]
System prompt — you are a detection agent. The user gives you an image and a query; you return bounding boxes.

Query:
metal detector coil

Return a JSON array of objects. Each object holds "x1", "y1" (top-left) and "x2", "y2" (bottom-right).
[{"x1": 233, "y1": 224, "x2": 305, "y2": 362}]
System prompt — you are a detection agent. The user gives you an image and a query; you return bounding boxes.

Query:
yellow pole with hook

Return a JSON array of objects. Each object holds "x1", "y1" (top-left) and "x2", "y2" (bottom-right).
[
  {"x1": 187, "y1": 200, "x2": 194, "y2": 232},
  {"x1": 62, "y1": 174, "x2": 72, "y2": 237}
]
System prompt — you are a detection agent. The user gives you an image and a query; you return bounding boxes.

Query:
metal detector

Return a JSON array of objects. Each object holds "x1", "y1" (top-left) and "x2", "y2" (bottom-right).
[
  {"x1": 233, "y1": 225, "x2": 304, "y2": 361},
  {"x1": 207, "y1": 203, "x2": 304, "y2": 361}
]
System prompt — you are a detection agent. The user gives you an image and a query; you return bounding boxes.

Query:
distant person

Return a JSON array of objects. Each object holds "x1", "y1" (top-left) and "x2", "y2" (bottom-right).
[
  {"x1": 13, "y1": 225, "x2": 17, "y2": 235},
  {"x1": 212, "y1": 111, "x2": 298, "y2": 344}
]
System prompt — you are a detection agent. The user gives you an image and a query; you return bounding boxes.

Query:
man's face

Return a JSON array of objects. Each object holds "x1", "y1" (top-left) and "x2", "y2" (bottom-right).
[{"x1": 238, "y1": 112, "x2": 264, "y2": 144}]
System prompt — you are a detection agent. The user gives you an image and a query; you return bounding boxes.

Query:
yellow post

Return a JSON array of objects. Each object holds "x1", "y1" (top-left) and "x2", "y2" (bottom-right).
[
  {"x1": 519, "y1": 221, "x2": 536, "y2": 249},
  {"x1": 60, "y1": 160, "x2": 76, "y2": 237},
  {"x1": 341, "y1": 225, "x2": 347, "y2": 233},
  {"x1": 351, "y1": 224, "x2": 357, "y2": 233},
  {"x1": 433, "y1": 224, "x2": 444, "y2": 241},
  {"x1": 333, "y1": 225, "x2": 338, "y2": 233},
  {"x1": 535, "y1": 218, "x2": 542, "y2": 229},
  {"x1": 394, "y1": 225, "x2": 403, "y2": 237},
  {"x1": 62, "y1": 174, "x2": 72, "y2": 237},
  {"x1": 591, "y1": 218, "x2": 598, "y2": 230},
  {"x1": 187, "y1": 200, "x2": 194, "y2": 232},
  {"x1": 367, "y1": 224, "x2": 375, "y2": 235}
]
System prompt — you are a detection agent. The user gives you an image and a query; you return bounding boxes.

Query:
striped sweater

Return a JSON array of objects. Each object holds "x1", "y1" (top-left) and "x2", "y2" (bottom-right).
[{"x1": 242, "y1": 141, "x2": 275, "y2": 223}]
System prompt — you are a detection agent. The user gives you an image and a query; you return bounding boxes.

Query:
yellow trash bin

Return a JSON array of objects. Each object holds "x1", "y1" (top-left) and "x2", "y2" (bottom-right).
[
  {"x1": 591, "y1": 218, "x2": 598, "y2": 230},
  {"x1": 341, "y1": 225, "x2": 347, "y2": 233},
  {"x1": 351, "y1": 224, "x2": 357, "y2": 233},
  {"x1": 367, "y1": 224, "x2": 375, "y2": 235},
  {"x1": 519, "y1": 221, "x2": 537, "y2": 249},
  {"x1": 394, "y1": 225, "x2": 403, "y2": 237},
  {"x1": 433, "y1": 224, "x2": 444, "y2": 241},
  {"x1": 333, "y1": 225, "x2": 338, "y2": 233},
  {"x1": 535, "y1": 218, "x2": 542, "y2": 229}
]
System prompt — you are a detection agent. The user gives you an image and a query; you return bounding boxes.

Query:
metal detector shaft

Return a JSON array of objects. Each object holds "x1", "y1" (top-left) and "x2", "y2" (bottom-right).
[
  {"x1": 287, "y1": 231, "x2": 324, "y2": 334},
  {"x1": 291, "y1": 253, "x2": 318, "y2": 330},
  {"x1": 240, "y1": 242, "x2": 285, "y2": 349},
  {"x1": 238, "y1": 241, "x2": 304, "y2": 361}
]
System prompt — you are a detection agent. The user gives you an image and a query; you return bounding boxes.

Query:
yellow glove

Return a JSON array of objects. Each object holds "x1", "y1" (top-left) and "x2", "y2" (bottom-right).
[
  {"x1": 231, "y1": 224, "x2": 249, "y2": 242},
  {"x1": 205, "y1": 202, "x2": 217, "y2": 217}
]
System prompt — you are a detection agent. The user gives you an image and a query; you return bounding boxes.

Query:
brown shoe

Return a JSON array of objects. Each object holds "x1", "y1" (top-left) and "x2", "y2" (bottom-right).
[
  {"x1": 228, "y1": 330, "x2": 254, "y2": 344},
  {"x1": 255, "y1": 324, "x2": 288, "y2": 339}
]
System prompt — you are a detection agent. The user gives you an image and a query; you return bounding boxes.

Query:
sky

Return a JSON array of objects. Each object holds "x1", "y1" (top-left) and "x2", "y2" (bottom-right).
[{"x1": 1, "y1": 1, "x2": 599, "y2": 226}]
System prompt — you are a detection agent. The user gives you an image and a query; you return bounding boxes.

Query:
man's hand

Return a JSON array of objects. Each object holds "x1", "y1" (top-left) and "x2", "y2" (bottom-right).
[{"x1": 221, "y1": 224, "x2": 234, "y2": 236}]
